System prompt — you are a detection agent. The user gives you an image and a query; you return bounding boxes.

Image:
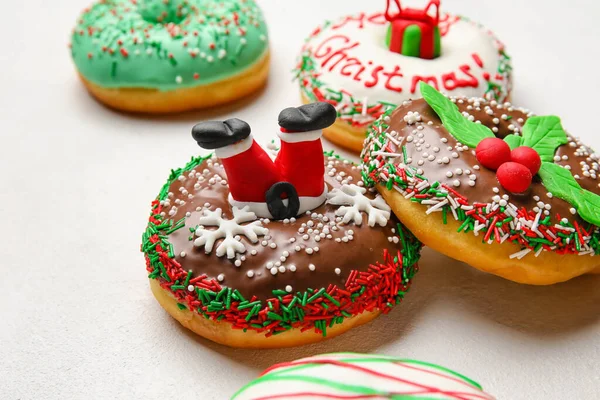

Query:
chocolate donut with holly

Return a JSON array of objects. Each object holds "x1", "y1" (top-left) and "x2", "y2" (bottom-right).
[
  {"x1": 362, "y1": 82, "x2": 600, "y2": 284},
  {"x1": 233, "y1": 353, "x2": 495, "y2": 400},
  {"x1": 142, "y1": 103, "x2": 421, "y2": 348},
  {"x1": 296, "y1": 0, "x2": 511, "y2": 153}
]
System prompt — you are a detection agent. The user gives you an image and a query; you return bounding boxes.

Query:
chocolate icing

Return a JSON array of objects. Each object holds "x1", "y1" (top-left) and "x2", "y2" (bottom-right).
[
  {"x1": 161, "y1": 154, "x2": 416, "y2": 301},
  {"x1": 375, "y1": 98, "x2": 600, "y2": 224}
]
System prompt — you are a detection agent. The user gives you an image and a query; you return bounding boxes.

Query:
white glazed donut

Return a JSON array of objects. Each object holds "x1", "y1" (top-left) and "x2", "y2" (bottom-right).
[
  {"x1": 232, "y1": 353, "x2": 496, "y2": 399},
  {"x1": 295, "y1": 7, "x2": 511, "y2": 152}
]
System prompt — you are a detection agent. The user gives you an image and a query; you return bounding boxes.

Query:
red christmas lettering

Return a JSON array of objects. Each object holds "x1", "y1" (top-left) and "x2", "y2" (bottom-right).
[
  {"x1": 365, "y1": 66, "x2": 384, "y2": 88},
  {"x1": 411, "y1": 75, "x2": 439, "y2": 93},
  {"x1": 331, "y1": 13, "x2": 367, "y2": 30},
  {"x1": 313, "y1": 35, "x2": 360, "y2": 72},
  {"x1": 383, "y1": 66, "x2": 404, "y2": 93}
]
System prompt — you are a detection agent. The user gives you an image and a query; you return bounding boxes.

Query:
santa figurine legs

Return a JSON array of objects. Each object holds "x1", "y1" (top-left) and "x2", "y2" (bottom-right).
[{"x1": 191, "y1": 102, "x2": 337, "y2": 220}]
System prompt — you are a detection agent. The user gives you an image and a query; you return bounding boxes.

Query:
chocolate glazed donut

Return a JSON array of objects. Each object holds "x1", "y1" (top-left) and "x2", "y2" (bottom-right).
[
  {"x1": 142, "y1": 103, "x2": 422, "y2": 348},
  {"x1": 362, "y1": 83, "x2": 600, "y2": 284}
]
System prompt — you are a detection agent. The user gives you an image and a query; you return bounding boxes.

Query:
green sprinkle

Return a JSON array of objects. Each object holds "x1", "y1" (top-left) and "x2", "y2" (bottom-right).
[{"x1": 307, "y1": 288, "x2": 325, "y2": 303}]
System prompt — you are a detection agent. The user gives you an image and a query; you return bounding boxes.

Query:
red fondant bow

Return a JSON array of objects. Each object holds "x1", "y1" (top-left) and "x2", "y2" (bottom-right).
[{"x1": 385, "y1": 0, "x2": 440, "y2": 25}]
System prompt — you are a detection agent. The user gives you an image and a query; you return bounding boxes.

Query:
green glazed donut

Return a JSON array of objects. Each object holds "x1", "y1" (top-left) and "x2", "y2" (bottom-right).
[{"x1": 70, "y1": 0, "x2": 269, "y2": 91}]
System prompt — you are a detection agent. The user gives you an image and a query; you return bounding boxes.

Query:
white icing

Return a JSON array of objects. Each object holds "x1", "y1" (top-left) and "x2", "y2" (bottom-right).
[
  {"x1": 228, "y1": 186, "x2": 328, "y2": 219},
  {"x1": 193, "y1": 206, "x2": 268, "y2": 259},
  {"x1": 326, "y1": 184, "x2": 391, "y2": 227},
  {"x1": 233, "y1": 353, "x2": 495, "y2": 400},
  {"x1": 298, "y1": 12, "x2": 510, "y2": 125}
]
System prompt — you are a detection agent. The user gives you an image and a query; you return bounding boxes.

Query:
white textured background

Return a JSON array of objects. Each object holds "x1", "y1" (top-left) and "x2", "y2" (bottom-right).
[{"x1": 1, "y1": 0, "x2": 599, "y2": 399}]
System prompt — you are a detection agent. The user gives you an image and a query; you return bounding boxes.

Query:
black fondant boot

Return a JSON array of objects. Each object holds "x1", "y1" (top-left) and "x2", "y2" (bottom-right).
[
  {"x1": 191, "y1": 118, "x2": 251, "y2": 150},
  {"x1": 278, "y1": 102, "x2": 337, "y2": 132}
]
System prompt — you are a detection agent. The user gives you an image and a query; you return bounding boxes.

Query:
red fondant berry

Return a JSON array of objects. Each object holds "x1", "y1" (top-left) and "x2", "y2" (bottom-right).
[
  {"x1": 511, "y1": 146, "x2": 541, "y2": 175},
  {"x1": 475, "y1": 138, "x2": 511, "y2": 171},
  {"x1": 496, "y1": 162, "x2": 532, "y2": 193}
]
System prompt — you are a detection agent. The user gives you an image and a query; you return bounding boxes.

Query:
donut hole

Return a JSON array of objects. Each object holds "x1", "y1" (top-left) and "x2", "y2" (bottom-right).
[{"x1": 139, "y1": 0, "x2": 191, "y2": 24}]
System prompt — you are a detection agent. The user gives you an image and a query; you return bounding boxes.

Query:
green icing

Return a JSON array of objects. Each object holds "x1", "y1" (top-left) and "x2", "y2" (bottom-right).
[
  {"x1": 401, "y1": 25, "x2": 422, "y2": 58},
  {"x1": 70, "y1": 0, "x2": 269, "y2": 90}
]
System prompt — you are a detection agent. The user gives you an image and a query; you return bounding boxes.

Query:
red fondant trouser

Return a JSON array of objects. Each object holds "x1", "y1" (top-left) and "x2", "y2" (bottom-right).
[
  {"x1": 274, "y1": 135, "x2": 325, "y2": 197},
  {"x1": 218, "y1": 132, "x2": 324, "y2": 203},
  {"x1": 219, "y1": 139, "x2": 281, "y2": 203}
]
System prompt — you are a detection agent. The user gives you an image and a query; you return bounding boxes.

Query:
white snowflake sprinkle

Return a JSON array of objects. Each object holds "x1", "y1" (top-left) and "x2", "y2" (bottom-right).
[
  {"x1": 326, "y1": 184, "x2": 391, "y2": 227},
  {"x1": 193, "y1": 207, "x2": 268, "y2": 259}
]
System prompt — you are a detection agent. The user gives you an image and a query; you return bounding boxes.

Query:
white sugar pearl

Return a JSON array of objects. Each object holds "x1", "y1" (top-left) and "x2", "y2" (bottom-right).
[
  {"x1": 335, "y1": 268, "x2": 341, "y2": 275},
  {"x1": 246, "y1": 271, "x2": 254, "y2": 278},
  {"x1": 308, "y1": 264, "x2": 316, "y2": 271},
  {"x1": 285, "y1": 285, "x2": 293, "y2": 293}
]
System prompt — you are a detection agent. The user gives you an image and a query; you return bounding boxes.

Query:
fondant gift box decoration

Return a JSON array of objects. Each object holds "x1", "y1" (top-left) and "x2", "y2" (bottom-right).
[
  {"x1": 295, "y1": 0, "x2": 512, "y2": 153},
  {"x1": 386, "y1": 0, "x2": 441, "y2": 59}
]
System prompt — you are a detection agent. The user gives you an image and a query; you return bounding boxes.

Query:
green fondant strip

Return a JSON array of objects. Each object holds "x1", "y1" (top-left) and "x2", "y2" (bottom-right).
[
  {"x1": 539, "y1": 162, "x2": 600, "y2": 226},
  {"x1": 402, "y1": 25, "x2": 422, "y2": 58},
  {"x1": 433, "y1": 26, "x2": 441, "y2": 57},
  {"x1": 71, "y1": 0, "x2": 269, "y2": 90}
]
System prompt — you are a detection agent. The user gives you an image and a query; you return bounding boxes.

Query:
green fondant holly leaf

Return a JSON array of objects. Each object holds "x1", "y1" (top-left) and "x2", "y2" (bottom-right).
[
  {"x1": 521, "y1": 116, "x2": 568, "y2": 162},
  {"x1": 503, "y1": 134, "x2": 522, "y2": 150},
  {"x1": 538, "y1": 162, "x2": 600, "y2": 226},
  {"x1": 420, "y1": 82, "x2": 494, "y2": 148}
]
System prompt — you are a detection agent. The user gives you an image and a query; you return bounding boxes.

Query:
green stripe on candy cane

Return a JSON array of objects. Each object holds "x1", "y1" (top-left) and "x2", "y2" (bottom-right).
[{"x1": 420, "y1": 82, "x2": 494, "y2": 147}]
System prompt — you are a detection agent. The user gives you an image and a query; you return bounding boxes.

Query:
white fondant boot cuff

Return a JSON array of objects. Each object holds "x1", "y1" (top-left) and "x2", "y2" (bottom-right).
[
  {"x1": 277, "y1": 129, "x2": 323, "y2": 143},
  {"x1": 214, "y1": 134, "x2": 254, "y2": 159}
]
